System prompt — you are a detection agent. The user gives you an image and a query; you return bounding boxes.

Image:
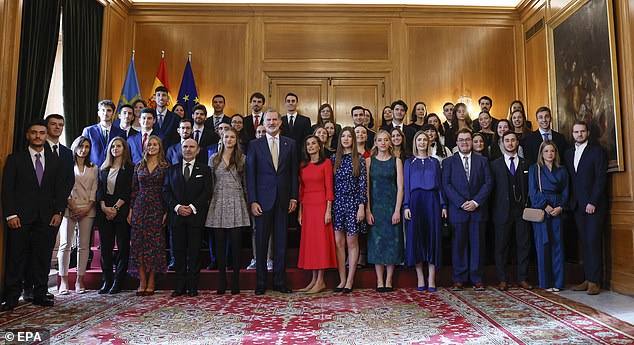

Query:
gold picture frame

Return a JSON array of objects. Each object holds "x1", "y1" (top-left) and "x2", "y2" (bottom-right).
[{"x1": 547, "y1": 0, "x2": 623, "y2": 172}]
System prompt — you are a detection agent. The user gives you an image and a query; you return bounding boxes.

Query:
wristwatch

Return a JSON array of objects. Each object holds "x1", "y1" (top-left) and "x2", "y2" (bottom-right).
[{"x1": 113, "y1": 205, "x2": 120, "y2": 211}]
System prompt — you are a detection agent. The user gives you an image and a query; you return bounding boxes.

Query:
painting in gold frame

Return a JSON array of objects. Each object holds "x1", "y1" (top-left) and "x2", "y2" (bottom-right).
[{"x1": 547, "y1": 0, "x2": 623, "y2": 171}]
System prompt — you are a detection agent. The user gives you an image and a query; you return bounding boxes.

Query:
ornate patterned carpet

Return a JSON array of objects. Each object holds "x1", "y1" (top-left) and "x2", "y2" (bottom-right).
[{"x1": 1, "y1": 288, "x2": 633, "y2": 344}]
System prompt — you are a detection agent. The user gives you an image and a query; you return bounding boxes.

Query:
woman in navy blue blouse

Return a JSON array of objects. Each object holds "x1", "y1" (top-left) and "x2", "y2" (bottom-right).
[
  {"x1": 403, "y1": 131, "x2": 447, "y2": 292},
  {"x1": 331, "y1": 127, "x2": 367, "y2": 293}
]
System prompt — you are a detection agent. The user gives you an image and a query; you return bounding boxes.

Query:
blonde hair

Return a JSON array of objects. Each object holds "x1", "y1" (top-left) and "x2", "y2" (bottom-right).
[
  {"x1": 411, "y1": 130, "x2": 431, "y2": 157},
  {"x1": 101, "y1": 137, "x2": 131, "y2": 170},
  {"x1": 370, "y1": 129, "x2": 394, "y2": 157},
  {"x1": 536, "y1": 140, "x2": 561, "y2": 168},
  {"x1": 139, "y1": 135, "x2": 168, "y2": 169}
]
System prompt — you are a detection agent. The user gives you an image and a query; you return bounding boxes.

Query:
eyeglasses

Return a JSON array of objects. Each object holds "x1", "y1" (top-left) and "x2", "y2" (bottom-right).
[{"x1": 457, "y1": 138, "x2": 473, "y2": 143}]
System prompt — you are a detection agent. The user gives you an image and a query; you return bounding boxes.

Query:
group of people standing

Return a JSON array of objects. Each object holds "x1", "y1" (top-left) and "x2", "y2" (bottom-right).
[{"x1": 0, "y1": 89, "x2": 608, "y2": 311}]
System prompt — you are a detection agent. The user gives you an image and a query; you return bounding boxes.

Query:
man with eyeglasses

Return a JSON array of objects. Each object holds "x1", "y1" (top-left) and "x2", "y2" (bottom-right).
[{"x1": 442, "y1": 128, "x2": 493, "y2": 292}]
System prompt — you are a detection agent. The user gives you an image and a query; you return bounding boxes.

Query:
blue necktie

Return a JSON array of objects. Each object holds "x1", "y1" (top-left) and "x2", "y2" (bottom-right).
[{"x1": 510, "y1": 156, "x2": 516, "y2": 176}]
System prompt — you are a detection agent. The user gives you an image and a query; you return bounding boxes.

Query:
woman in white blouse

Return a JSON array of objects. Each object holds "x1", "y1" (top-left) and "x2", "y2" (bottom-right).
[{"x1": 58, "y1": 136, "x2": 98, "y2": 294}]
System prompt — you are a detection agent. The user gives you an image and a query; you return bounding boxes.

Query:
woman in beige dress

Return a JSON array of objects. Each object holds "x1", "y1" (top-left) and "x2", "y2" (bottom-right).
[{"x1": 206, "y1": 128, "x2": 250, "y2": 294}]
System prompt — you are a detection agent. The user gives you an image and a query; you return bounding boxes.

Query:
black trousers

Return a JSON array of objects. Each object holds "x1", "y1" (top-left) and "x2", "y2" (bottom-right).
[
  {"x1": 574, "y1": 208, "x2": 605, "y2": 284},
  {"x1": 172, "y1": 223, "x2": 202, "y2": 293},
  {"x1": 99, "y1": 220, "x2": 130, "y2": 283},
  {"x1": 5, "y1": 220, "x2": 53, "y2": 304},
  {"x1": 214, "y1": 227, "x2": 242, "y2": 290},
  {"x1": 494, "y1": 208, "x2": 531, "y2": 283},
  {"x1": 254, "y1": 198, "x2": 289, "y2": 289}
]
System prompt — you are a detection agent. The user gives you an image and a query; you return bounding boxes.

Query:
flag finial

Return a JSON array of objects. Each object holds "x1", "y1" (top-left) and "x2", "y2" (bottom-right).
[
  {"x1": 132, "y1": 50, "x2": 135, "y2": 59},
  {"x1": 161, "y1": 50, "x2": 165, "y2": 58},
  {"x1": 188, "y1": 51, "x2": 192, "y2": 62}
]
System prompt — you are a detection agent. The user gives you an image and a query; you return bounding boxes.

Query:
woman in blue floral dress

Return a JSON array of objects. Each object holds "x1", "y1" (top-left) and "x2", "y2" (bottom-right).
[
  {"x1": 331, "y1": 127, "x2": 367, "y2": 293},
  {"x1": 128, "y1": 135, "x2": 169, "y2": 296}
]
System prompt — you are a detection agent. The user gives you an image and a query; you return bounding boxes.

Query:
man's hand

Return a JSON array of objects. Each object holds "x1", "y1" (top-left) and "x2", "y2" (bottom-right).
[
  {"x1": 251, "y1": 202, "x2": 263, "y2": 217},
  {"x1": 177, "y1": 205, "x2": 193, "y2": 217},
  {"x1": 7, "y1": 217, "x2": 21, "y2": 229},
  {"x1": 288, "y1": 200, "x2": 297, "y2": 213},
  {"x1": 462, "y1": 200, "x2": 478, "y2": 212},
  {"x1": 585, "y1": 203, "x2": 596, "y2": 215},
  {"x1": 50, "y1": 214, "x2": 62, "y2": 227}
]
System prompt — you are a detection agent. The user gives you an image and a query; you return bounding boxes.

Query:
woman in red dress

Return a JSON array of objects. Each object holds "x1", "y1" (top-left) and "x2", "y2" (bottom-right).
[{"x1": 297, "y1": 135, "x2": 337, "y2": 294}]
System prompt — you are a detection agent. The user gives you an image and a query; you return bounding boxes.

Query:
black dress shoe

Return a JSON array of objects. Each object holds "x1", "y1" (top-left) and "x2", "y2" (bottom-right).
[
  {"x1": 216, "y1": 289, "x2": 225, "y2": 295},
  {"x1": 333, "y1": 287, "x2": 344, "y2": 293},
  {"x1": 231, "y1": 289, "x2": 240, "y2": 295},
  {"x1": 273, "y1": 286, "x2": 292, "y2": 294},
  {"x1": 255, "y1": 289, "x2": 265, "y2": 295},
  {"x1": 171, "y1": 291, "x2": 185, "y2": 297},
  {"x1": 384, "y1": 287, "x2": 394, "y2": 292},
  {"x1": 32, "y1": 298, "x2": 54, "y2": 307},
  {"x1": 342, "y1": 288, "x2": 353, "y2": 294},
  {"x1": 98, "y1": 281, "x2": 113, "y2": 295},
  {"x1": 207, "y1": 263, "x2": 218, "y2": 270},
  {"x1": 187, "y1": 291, "x2": 199, "y2": 297},
  {"x1": 0, "y1": 302, "x2": 17, "y2": 312},
  {"x1": 376, "y1": 287, "x2": 386, "y2": 292},
  {"x1": 22, "y1": 290, "x2": 34, "y2": 303},
  {"x1": 46, "y1": 292, "x2": 54, "y2": 300}
]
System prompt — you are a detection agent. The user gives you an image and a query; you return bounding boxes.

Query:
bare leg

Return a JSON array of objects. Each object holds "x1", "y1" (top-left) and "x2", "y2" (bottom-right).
[
  {"x1": 138, "y1": 265, "x2": 147, "y2": 292},
  {"x1": 59, "y1": 275, "x2": 69, "y2": 293},
  {"x1": 428, "y1": 264, "x2": 436, "y2": 289},
  {"x1": 345, "y1": 235, "x2": 359, "y2": 289},
  {"x1": 334, "y1": 231, "x2": 347, "y2": 288},
  {"x1": 375, "y1": 264, "x2": 385, "y2": 288},
  {"x1": 415, "y1": 263, "x2": 425, "y2": 288},
  {"x1": 386, "y1": 264, "x2": 395, "y2": 288},
  {"x1": 147, "y1": 271, "x2": 156, "y2": 292}
]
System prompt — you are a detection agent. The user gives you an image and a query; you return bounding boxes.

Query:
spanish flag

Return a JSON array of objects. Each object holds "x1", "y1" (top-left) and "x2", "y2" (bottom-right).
[{"x1": 148, "y1": 55, "x2": 173, "y2": 109}]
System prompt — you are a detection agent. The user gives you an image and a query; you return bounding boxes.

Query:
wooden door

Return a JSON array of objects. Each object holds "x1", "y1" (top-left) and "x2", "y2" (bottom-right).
[
  {"x1": 269, "y1": 78, "x2": 329, "y2": 124},
  {"x1": 329, "y1": 78, "x2": 384, "y2": 129},
  {"x1": 269, "y1": 77, "x2": 385, "y2": 129}
]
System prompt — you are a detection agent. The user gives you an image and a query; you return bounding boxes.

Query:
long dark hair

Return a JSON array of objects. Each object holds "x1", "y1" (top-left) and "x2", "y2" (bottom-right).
[
  {"x1": 334, "y1": 127, "x2": 361, "y2": 177},
  {"x1": 421, "y1": 124, "x2": 448, "y2": 158},
  {"x1": 493, "y1": 119, "x2": 511, "y2": 144},
  {"x1": 425, "y1": 113, "x2": 445, "y2": 136},
  {"x1": 212, "y1": 127, "x2": 245, "y2": 175},
  {"x1": 451, "y1": 102, "x2": 473, "y2": 130},
  {"x1": 390, "y1": 127, "x2": 411, "y2": 160},
  {"x1": 301, "y1": 135, "x2": 326, "y2": 168},
  {"x1": 410, "y1": 101, "x2": 427, "y2": 123}
]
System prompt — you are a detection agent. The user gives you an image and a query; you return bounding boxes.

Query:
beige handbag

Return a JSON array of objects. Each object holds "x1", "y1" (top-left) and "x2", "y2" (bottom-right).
[{"x1": 522, "y1": 166, "x2": 545, "y2": 222}]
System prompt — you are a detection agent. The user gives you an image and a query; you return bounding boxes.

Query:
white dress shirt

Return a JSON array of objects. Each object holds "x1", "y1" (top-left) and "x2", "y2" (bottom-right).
[
  {"x1": 574, "y1": 141, "x2": 588, "y2": 172},
  {"x1": 503, "y1": 153, "x2": 519, "y2": 172},
  {"x1": 175, "y1": 158, "x2": 197, "y2": 214},
  {"x1": 29, "y1": 146, "x2": 45, "y2": 171}
]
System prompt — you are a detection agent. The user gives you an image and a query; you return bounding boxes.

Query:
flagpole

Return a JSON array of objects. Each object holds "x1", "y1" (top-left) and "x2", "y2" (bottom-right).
[{"x1": 188, "y1": 51, "x2": 192, "y2": 62}]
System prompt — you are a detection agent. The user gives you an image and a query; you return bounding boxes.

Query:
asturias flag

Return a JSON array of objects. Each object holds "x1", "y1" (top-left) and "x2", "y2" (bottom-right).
[
  {"x1": 148, "y1": 56, "x2": 173, "y2": 109},
  {"x1": 177, "y1": 58, "x2": 199, "y2": 117},
  {"x1": 116, "y1": 57, "x2": 141, "y2": 113}
]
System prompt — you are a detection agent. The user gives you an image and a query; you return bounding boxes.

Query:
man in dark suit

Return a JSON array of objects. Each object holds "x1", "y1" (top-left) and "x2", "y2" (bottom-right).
[
  {"x1": 117, "y1": 104, "x2": 139, "y2": 138},
  {"x1": 1, "y1": 120, "x2": 67, "y2": 311},
  {"x1": 153, "y1": 86, "x2": 179, "y2": 147},
  {"x1": 442, "y1": 128, "x2": 494, "y2": 291},
  {"x1": 523, "y1": 106, "x2": 569, "y2": 163},
  {"x1": 128, "y1": 108, "x2": 165, "y2": 164},
  {"x1": 163, "y1": 138, "x2": 212, "y2": 297},
  {"x1": 82, "y1": 99, "x2": 126, "y2": 168},
  {"x1": 192, "y1": 104, "x2": 220, "y2": 164},
  {"x1": 166, "y1": 119, "x2": 193, "y2": 165},
  {"x1": 565, "y1": 120, "x2": 608, "y2": 295},
  {"x1": 247, "y1": 109, "x2": 298, "y2": 295},
  {"x1": 490, "y1": 131, "x2": 533, "y2": 291},
  {"x1": 204, "y1": 94, "x2": 231, "y2": 131},
  {"x1": 281, "y1": 93, "x2": 312, "y2": 151},
  {"x1": 381, "y1": 100, "x2": 416, "y2": 147},
  {"x1": 242, "y1": 92, "x2": 266, "y2": 141},
  {"x1": 351, "y1": 106, "x2": 374, "y2": 150}
]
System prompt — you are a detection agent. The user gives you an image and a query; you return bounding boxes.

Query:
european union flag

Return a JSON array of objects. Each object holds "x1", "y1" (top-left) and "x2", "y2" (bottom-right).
[
  {"x1": 117, "y1": 57, "x2": 141, "y2": 113},
  {"x1": 177, "y1": 59, "x2": 199, "y2": 118}
]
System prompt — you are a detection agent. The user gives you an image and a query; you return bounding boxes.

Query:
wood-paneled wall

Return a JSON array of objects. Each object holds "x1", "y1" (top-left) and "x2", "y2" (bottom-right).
[
  {"x1": 100, "y1": 4, "x2": 522, "y2": 119},
  {"x1": 520, "y1": 0, "x2": 634, "y2": 295}
]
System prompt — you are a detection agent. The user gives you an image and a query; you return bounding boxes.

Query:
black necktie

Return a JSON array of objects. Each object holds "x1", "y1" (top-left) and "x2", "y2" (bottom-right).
[
  {"x1": 53, "y1": 144, "x2": 59, "y2": 156},
  {"x1": 184, "y1": 163, "x2": 191, "y2": 182},
  {"x1": 194, "y1": 130, "x2": 200, "y2": 143},
  {"x1": 289, "y1": 116, "x2": 294, "y2": 130}
]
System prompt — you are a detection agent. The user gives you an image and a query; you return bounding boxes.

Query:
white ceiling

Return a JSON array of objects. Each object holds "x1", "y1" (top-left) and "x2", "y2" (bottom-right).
[{"x1": 130, "y1": 0, "x2": 523, "y2": 7}]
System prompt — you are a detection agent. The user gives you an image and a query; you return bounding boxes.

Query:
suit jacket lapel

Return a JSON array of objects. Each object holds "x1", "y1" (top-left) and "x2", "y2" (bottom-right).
[
  {"x1": 23, "y1": 151, "x2": 39, "y2": 187},
  {"x1": 262, "y1": 138, "x2": 276, "y2": 171}
]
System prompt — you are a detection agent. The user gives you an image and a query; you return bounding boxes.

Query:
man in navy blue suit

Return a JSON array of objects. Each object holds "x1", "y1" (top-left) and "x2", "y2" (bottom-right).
[
  {"x1": 81, "y1": 100, "x2": 126, "y2": 168},
  {"x1": 153, "y1": 86, "x2": 179, "y2": 147},
  {"x1": 166, "y1": 119, "x2": 193, "y2": 165},
  {"x1": 442, "y1": 128, "x2": 494, "y2": 291},
  {"x1": 1, "y1": 120, "x2": 67, "y2": 311},
  {"x1": 523, "y1": 106, "x2": 568, "y2": 163},
  {"x1": 128, "y1": 108, "x2": 164, "y2": 164},
  {"x1": 247, "y1": 109, "x2": 298, "y2": 295},
  {"x1": 565, "y1": 120, "x2": 608, "y2": 295},
  {"x1": 163, "y1": 138, "x2": 212, "y2": 297}
]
